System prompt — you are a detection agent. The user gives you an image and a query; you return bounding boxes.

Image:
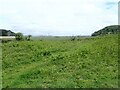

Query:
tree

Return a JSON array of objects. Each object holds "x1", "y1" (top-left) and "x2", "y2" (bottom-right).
[
  {"x1": 71, "y1": 36, "x2": 76, "y2": 41},
  {"x1": 24, "y1": 35, "x2": 32, "y2": 41},
  {"x1": 27, "y1": 35, "x2": 32, "y2": 41},
  {"x1": 15, "y1": 33, "x2": 24, "y2": 41}
]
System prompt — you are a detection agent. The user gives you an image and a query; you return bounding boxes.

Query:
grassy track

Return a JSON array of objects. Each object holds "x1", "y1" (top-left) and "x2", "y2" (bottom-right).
[{"x1": 2, "y1": 34, "x2": 118, "y2": 88}]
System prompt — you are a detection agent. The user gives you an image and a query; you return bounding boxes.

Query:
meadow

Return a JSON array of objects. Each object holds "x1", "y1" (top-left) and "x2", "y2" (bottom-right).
[{"x1": 1, "y1": 34, "x2": 118, "y2": 88}]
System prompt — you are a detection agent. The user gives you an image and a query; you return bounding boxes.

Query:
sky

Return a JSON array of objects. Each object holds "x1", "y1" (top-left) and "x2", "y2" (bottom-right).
[{"x1": 0, "y1": 0, "x2": 119, "y2": 36}]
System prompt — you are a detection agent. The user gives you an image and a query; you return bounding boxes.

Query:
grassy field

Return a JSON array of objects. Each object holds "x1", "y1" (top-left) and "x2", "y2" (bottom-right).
[
  {"x1": 31, "y1": 36, "x2": 91, "y2": 41},
  {"x1": 0, "y1": 42, "x2": 2, "y2": 89},
  {"x1": 1, "y1": 34, "x2": 118, "y2": 88}
]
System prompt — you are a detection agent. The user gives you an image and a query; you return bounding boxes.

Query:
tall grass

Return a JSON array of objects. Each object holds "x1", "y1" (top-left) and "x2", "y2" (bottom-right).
[{"x1": 2, "y1": 34, "x2": 118, "y2": 88}]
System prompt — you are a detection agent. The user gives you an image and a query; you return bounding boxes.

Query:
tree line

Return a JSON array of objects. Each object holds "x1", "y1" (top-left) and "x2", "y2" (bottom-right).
[{"x1": 15, "y1": 32, "x2": 32, "y2": 41}]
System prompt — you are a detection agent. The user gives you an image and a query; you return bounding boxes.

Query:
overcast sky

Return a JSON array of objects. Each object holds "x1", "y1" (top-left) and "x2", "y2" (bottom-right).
[{"x1": 0, "y1": 0, "x2": 119, "y2": 36}]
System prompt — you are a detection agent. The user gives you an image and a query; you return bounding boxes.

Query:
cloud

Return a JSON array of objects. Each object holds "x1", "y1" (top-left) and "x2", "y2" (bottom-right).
[{"x1": 0, "y1": 0, "x2": 118, "y2": 36}]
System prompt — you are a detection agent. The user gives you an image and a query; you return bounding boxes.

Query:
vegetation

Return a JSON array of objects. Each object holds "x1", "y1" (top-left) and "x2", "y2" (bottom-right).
[
  {"x1": 25, "y1": 35, "x2": 32, "y2": 41},
  {"x1": 0, "y1": 29, "x2": 32, "y2": 42},
  {"x1": 91, "y1": 25, "x2": 119, "y2": 36},
  {"x1": 2, "y1": 34, "x2": 118, "y2": 88},
  {"x1": 31, "y1": 36, "x2": 90, "y2": 41},
  {"x1": 15, "y1": 33, "x2": 24, "y2": 41}
]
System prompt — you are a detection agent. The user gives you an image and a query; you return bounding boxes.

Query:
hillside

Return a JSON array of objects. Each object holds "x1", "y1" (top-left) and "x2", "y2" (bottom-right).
[
  {"x1": 0, "y1": 29, "x2": 15, "y2": 36},
  {"x1": 91, "y1": 25, "x2": 119, "y2": 36},
  {"x1": 2, "y1": 34, "x2": 118, "y2": 88}
]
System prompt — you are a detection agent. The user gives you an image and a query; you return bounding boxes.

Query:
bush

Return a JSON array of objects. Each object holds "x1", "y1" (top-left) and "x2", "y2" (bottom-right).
[
  {"x1": 1, "y1": 40, "x2": 11, "y2": 43},
  {"x1": 70, "y1": 36, "x2": 76, "y2": 41},
  {"x1": 15, "y1": 33, "x2": 24, "y2": 41}
]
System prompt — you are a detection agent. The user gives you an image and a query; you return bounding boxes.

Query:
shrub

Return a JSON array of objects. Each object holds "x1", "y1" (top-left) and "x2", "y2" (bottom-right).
[{"x1": 15, "y1": 33, "x2": 24, "y2": 41}]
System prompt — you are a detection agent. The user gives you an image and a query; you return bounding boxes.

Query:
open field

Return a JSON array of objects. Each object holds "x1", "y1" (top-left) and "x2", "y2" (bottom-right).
[
  {"x1": 2, "y1": 34, "x2": 118, "y2": 88},
  {"x1": 31, "y1": 36, "x2": 91, "y2": 41}
]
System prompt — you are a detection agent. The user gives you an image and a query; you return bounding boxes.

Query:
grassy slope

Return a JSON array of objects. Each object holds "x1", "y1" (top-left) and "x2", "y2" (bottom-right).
[
  {"x1": 2, "y1": 34, "x2": 118, "y2": 88},
  {"x1": 0, "y1": 42, "x2": 2, "y2": 89}
]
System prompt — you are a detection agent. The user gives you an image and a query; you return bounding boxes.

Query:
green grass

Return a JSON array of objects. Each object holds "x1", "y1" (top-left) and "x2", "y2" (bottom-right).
[
  {"x1": 2, "y1": 34, "x2": 118, "y2": 88},
  {"x1": 31, "y1": 36, "x2": 90, "y2": 41},
  {"x1": 0, "y1": 42, "x2": 2, "y2": 89}
]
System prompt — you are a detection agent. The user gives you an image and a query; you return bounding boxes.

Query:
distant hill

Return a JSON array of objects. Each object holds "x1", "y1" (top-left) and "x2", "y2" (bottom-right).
[
  {"x1": 91, "y1": 25, "x2": 120, "y2": 36},
  {"x1": 0, "y1": 29, "x2": 15, "y2": 36}
]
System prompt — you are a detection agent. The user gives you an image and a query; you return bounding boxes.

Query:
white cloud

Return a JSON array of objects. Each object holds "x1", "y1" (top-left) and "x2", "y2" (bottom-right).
[{"x1": 0, "y1": 0, "x2": 119, "y2": 36}]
